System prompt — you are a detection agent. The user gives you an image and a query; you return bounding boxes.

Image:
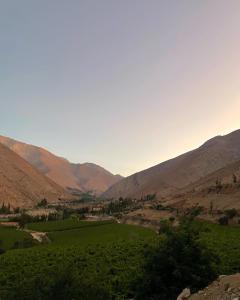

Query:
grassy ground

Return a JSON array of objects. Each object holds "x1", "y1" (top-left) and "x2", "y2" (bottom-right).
[{"x1": 0, "y1": 226, "x2": 32, "y2": 250}]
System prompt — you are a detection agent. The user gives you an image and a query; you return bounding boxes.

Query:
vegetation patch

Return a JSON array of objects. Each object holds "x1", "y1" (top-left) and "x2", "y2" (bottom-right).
[{"x1": 0, "y1": 226, "x2": 33, "y2": 251}]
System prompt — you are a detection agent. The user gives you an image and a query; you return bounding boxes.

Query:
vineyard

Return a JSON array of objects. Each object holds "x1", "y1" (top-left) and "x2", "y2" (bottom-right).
[
  {"x1": 0, "y1": 219, "x2": 240, "y2": 299},
  {"x1": 0, "y1": 226, "x2": 33, "y2": 250}
]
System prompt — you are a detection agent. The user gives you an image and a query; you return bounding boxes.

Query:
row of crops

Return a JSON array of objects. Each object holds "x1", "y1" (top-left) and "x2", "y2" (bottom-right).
[{"x1": 1, "y1": 219, "x2": 240, "y2": 299}]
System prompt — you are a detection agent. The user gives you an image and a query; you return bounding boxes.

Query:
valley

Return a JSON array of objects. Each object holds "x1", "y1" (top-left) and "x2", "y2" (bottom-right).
[{"x1": 2, "y1": 129, "x2": 240, "y2": 299}]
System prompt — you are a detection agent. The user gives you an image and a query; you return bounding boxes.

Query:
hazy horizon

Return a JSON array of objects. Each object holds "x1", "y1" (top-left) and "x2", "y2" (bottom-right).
[{"x1": 1, "y1": 0, "x2": 240, "y2": 176}]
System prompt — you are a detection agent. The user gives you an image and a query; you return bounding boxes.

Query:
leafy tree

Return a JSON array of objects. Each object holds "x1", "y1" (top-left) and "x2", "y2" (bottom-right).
[
  {"x1": 225, "y1": 208, "x2": 238, "y2": 219},
  {"x1": 218, "y1": 216, "x2": 229, "y2": 226},
  {"x1": 18, "y1": 213, "x2": 33, "y2": 228},
  {"x1": 135, "y1": 220, "x2": 218, "y2": 300}
]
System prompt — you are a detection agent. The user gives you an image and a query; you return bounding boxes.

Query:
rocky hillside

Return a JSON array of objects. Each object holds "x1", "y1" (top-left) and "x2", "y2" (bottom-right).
[
  {"x1": 0, "y1": 143, "x2": 71, "y2": 208},
  {"x1": 165, "y1": 160, "x2": 240, "y2": 211},
  {"x1": 188, "y1": 274, "x2": 240, "y2": 300},
  {"x1": 0, "y1": 135, "x2": 123, "y2": 195},
  {"x1": 103, "y1": 129, "x2": 240, "y2": 200}
]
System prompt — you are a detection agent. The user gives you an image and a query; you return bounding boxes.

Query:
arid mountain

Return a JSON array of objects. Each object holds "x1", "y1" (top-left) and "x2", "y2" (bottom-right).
[
  {"x1": 165, "y1": 159, "x2": 240, "y2": 211},
  {"x1": 0, "y1": 143, "x2": 70, "y2": 208},
  {"x1": 103, "y1": 129, "x2": 240, "y2": 200},
  {"x1": 0, "y1": 135, "x2": 123, "y2": 195}
]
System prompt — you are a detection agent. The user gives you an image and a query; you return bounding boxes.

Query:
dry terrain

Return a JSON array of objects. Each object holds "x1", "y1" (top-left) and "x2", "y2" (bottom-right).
[
  {"x1": 0, "y1": 143, "x2": 71, "y2": 208},
  {"x1": 0, "y1": 135, "x2": 123, "y2": 195},
  {"x1": 164, "y1": 160, "x2": 240, "y2": 211},
  {"x1": 189, "y1": 274, "x2": 240, "y2": 300},
  {"x1": 103, "y1": 130, "x2": 240, "y2": 200}
]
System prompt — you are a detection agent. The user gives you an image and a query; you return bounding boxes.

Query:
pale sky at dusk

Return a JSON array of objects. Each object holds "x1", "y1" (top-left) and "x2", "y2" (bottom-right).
[{"x1": 1, "y1": 1, "x2": 240, "y2": 176}]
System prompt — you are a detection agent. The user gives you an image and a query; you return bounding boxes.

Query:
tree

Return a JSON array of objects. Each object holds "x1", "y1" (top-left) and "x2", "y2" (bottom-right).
[
  {"x1": 218, "y1": 216, "x2": 229, "y2": 226},
  {"x1": 18, "y1": 213, "x2": 32, "y2": 228},
  {"x1": 233, "y1": 174, "x2": 237, "y2": 184},
  {"x1": 37, "y1": 198, "x2": 48, "y2": 207},
  {"x1": 209, "y1": 201, "x2": 213, "y2": 215},
  {"x1": 224, "y1": 208, "x2": 238, "y2": 219},
  {"x1": 135, "y1": 220, "x2": 218, "y2": 300}
]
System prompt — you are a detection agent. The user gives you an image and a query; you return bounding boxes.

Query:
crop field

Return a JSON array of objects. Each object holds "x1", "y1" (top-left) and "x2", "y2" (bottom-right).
[
  {"x1": 47, "y1": 222, "x2": 155, "y2": 246},
  {"x1": 1, "y1": 219, "x2": 240, "y2": 299},
  {"x1": 0, "y1": 238, "x2": 157, "y2": 300},
  {"x1": 27, "y1": 219, "x2": 114, "y2": 232},
  {"x1": 196, "y1": 221, "x2": 240, "y2": 274},
  {"x1": 0, "y1": 220, "x2": 157, "y2": 300},
  {"x1": 0, "y1": 226, "x2": 32, "y2": 250}
]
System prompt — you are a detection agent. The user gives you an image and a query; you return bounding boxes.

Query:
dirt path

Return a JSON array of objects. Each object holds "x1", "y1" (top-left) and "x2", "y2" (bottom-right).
[{"x1": 22, "y1": 228, "x2": 51, "y2": 243}]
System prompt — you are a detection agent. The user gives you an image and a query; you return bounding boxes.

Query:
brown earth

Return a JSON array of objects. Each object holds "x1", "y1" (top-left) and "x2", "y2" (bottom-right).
[
  {"x1": 164, "y1": 160, "x2": 240, "y2": 211},
  {"x1": 103, "y1": 129, "x2": 240, "y2": 200},
  {"x1": 121, "y1": 208, "x2": 175, "y2": 230},
  {"x1": 0, "y1": 142, "x2": 71, "y2": 208},
  {"x1": 0, "y1": 135, "x2": 123, "y2": 195},
  {"x1": 189, "y1": 274, "x2": 240, "y2": 299}
]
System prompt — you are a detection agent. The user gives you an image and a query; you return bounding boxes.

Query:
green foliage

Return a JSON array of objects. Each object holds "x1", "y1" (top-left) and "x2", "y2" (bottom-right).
[
  {"x1": 18, "y1": 213, "x2": 33, "y2": 228},
  {"x1": 105, "y1": 198, "x2": 134, "y2": 215},
  {"x1": 0, "y1": 229, "x2": 156, "y2": 300},
  {"x1": 0, "y1": 226, "x2": 32, "y2": 250},
  {"x1": 48, "y1": 222, "x2": 154, "y2": 246},
  {"x1": 195, "y1": 221, "x2": 240, "y2": 274},
  {"x1": 1, "y1": 218, "x2": 240, "y2": 299},
  {"x1": 218, "y1": 216, "x2": 229, "y2": 225},
  {"x1": 135, "y1": 220, "x2": 217, "y2": 300},
  {"x1": 224, "y1": 208, "x2": 238, "y2": 219},
  {"x1": 0, "y1": 203, "x2": 11, "y2": 214}
]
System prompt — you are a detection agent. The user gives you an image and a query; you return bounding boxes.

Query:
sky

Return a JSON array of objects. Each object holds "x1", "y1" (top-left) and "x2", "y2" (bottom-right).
[{"x1": 1, "y1": 0, "x2": 240, "y2": 176}]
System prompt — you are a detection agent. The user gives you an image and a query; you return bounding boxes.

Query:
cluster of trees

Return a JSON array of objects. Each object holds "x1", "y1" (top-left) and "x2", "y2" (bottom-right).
[
  {"x1": 0, "y1": 203, "x2": 11, "y2": 214},
  {"x1": 142, "y1": 193, "x2": 156, "y2": 201},
  {"x1": 104, "y1": 197, "x2": 134, "y2": 215},
  {"x1": 218, "y1": 208, "x2": 239, "y2": 225}
]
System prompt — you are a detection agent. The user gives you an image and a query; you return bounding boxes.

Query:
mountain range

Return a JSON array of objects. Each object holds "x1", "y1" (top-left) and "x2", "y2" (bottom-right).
[
  {"x1": 1, "y1": 129, "x2": 240, "y2": 209},
  {"x1": 103, "y1": 129, "x2": 240, "y2": 200},
  {"x1": 0, "y1": 135, "x2": 123, "y2": 196}
]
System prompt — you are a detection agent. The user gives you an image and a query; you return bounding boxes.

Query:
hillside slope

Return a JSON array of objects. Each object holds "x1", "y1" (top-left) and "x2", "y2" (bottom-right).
[
  {"x1": 0, "y1": 136, "x2": 122, "y2": 195},
  {"x1": 103, "y1": 129, "x2": 240, "y2": 199},
  {"x1": 165, "y1": 160, "x2": 240, "y2": 210},
  {"x1": 0, "y1": 143, "x2": 70, "y2": 208}
]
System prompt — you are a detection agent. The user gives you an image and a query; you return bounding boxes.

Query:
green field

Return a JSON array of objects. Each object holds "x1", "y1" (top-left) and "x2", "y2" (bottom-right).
[
  {"x1": 1, "y1": 219, "x2": 240, "y2": 299},
  {"x1": 48, "y1": 222, "x2": 155, "y2": 246},
  {"x1": 195, "y1": 221, "x2": 240, "y2": 274},
  {"x1": 0, "y1": 220, "x2": 156, "y2": 300},
  {"x1": 27, "y1": 219, "x2": 114, "y2": 232},
  {"x1": 0, "y1": 226, "x2": 32, "y2": 250}
]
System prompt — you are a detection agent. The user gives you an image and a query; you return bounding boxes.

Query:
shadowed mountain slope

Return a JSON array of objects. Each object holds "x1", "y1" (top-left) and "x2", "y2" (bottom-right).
[
  {"x1": 0, "y1": 135, "x2": 122, "y2": 195},
  {"x1": 0, "y1": 143, "x2": 70, "y2": 208}
]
